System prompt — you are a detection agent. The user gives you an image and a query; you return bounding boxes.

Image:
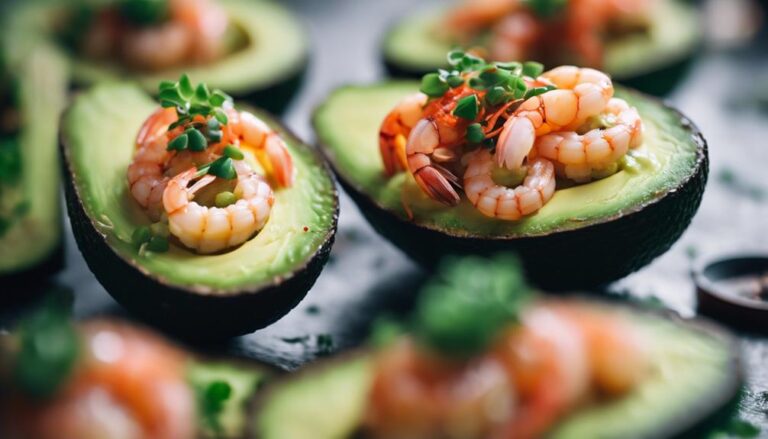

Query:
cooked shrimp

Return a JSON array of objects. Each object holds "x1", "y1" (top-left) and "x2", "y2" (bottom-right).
[
  {"x1": 88, "y1": 0, "x2": 228, "y2": 71},
  {"x1": 128, "y1": 136, "x2": 171, "y2": 221},
  {"x1": 379, "y1": 92, "x2": 427, "y2": 175},
  {"x1": 489, "y1": 11, "x2": 542, "y2": 62},
  {"x1": 223, "y1": 109, "x2": 294, "y2": 188},
  {"x1": 405, "y1": 86, "x2": 482, "y2": 205},
  {"x1": 495, "y1": 66, "x2": 614, "y2": 170},
  {"x1": 444, "y1": 0, "x2": 520, "y2": 35},
  {"x1": 6, "y1": 320, "x2": 195, "y2": 439},
  {"x1": 163, "y1": 161, "x2": 274, "y2": 254},
  {"x1": 136, "y1": 107, "x2": 178, "y2": 148},
  {"x1": 365, "y1": 339, "x2": 516, "y2": 439},
  {"x1": 170, "y1": 0, "x2": 229, "y2": 64},
  {"x1": 122, "y1": 21, "x2": 192, "y2": 71},
  {"x1": 492, "y1": 304, "x2": 591, "y2": 439},
  {"x1": 464, "y1": 149, "x2": 556, "y2": 220},
  {"x1": 536, "y1": 97, "x2": 643, "y2": 182},
  {"x1": 552, "y1": 303, "x2": 650, "y2": 396}
]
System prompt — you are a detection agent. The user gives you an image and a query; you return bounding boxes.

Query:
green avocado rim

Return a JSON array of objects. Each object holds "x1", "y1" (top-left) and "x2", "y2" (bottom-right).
[
  {"x1": 382, "y1": 0, "x2": 701, "y2": 80},
  {"x1": 4, "y1": 0, "x2": 308, "y2": 97},
  {"x1": 61, "y1": 82, "x2": 338, "y2": 295},
  {"x1": 252, "y1": 303, "x2": 742, "y2": 439},
  {"x1": 313, "y1": 81, "x2": 706, "y2": 239}
]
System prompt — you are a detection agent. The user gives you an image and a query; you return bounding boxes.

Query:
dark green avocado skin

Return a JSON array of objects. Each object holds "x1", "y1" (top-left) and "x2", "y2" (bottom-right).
[
  {"x1": 322, "y1": 101, "x2": 708, "y2": 291},
  {"x1": 61, "y1": 119, "x2": 338, "y2": 340},
  {"x1": 235, "y1": 60, "x2": 308, "y2": 115},
  {"x1": 382, "y1": 49, "x2": 698, "y2": 97},
  {"x1": 64, "y1": 175, "x2": 334, "y2": 339},
  {"x1": 0, "y1": 244, "x2": 64, "y2": 302}
]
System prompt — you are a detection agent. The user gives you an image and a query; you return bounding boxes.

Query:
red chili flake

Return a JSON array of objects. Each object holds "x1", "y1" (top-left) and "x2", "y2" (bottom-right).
[{"x1": 303, "y1": 226, "x2": 309, "y2": 232}]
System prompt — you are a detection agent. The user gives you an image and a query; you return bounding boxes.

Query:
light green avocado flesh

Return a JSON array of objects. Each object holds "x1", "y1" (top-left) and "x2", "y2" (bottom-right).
[
  {"x1": 315, "y1": 82, "x2": 699, "y2": 237},
  {"x1": 0, "y1": 45, "x2": 66, "y2": 275},
  {"x1": 384, "y1": 0, "x2": 699, "y2": 79},
  {"x1": 254, "y1": 311, "x2": 735, "y2": 439},
  {"x1": 187, "y1": 360, "x2": 269, "y2": 438},
  {"x1": 6, "y1": 0, "x2": 307, "y2": 96},
  {"x1": 63, "y1": 83, "x2": 336, "y2": 292}
]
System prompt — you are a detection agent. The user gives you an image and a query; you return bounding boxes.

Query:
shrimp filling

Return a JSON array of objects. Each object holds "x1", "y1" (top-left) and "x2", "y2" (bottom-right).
[
  {"x1": 378, "y1": 51, "x2": 645, "y2": 220},
  {"x1": 441, "y1": 0, "x2": 656, "y2": 69},
  {"x1": 62, "y1": 0, "x2": 233, "y2": 71},
  {"x1": 126, "y1": 75, "x2": 293, "y2": 254},
  {"x1": 363, "y1": 255, "x2": 651, "y2": 439}
]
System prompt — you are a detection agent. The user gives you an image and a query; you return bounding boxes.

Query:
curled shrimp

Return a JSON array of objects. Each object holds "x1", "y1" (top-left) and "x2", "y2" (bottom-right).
[
  {"x1": 224, "y1": 109, "x2": 294, "y2": 188},
  {"x1": 163, "y1": 161, "x2": 274, "y2": 254},
  {"x1": 405, "y1": 86, "x2": 482, "y2": 205},
  {"x1": 379, "y1": 92, "x2": 427, "y2": 176},
  {"x1": 365, "y1": 339, "x2": 515, "y2": 439},
  {"x1": 492, "y1": 304, "x2": 591, "y2": 439},
  {"x1": 536, "y1": 97, "x2": 643, "y2": 182},
  {"x1": 488, "y1": 11, "x2": 542, "y2": 62},
  {"x1": 443, "y1": 0, "x2": 520, "y2": 36},
  {"x1": 90, "y1": 0, "x2": 228, "y2": 71},
  {"x1": 5, "y1": 320, "x2": 195, "y2": 439},
  {"x1": 128, "y1": 108, "x2": 178, "y2": 221},
  {"x1": 495, "y1": 66, "x2": 614, "y2": 171},
  {"x1": 364, "y1": 302, "x2": 650, "y2": 439},
  {"x1": 463, "y1": 149, "x2": 556, "y2": 220},
  {"x1": 170, "y1": 0, "x2": 229, "y2": 64}
]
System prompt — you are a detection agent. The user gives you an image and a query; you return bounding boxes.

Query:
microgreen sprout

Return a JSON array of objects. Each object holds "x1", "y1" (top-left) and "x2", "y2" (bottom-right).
[
  {"x1": 132, "y1": 222, "x2": 170, "y2": 253},
  {"x1": 523, "y1": 0, "x2": 568, "y2": 18},
  {"x1": 196, "y1": 380, "x2": 233, "y2": 436},
  {"x1": 13, "y1": 293, "x2": 80, "y2": 399},
  {"x1": 160, "y1": 74, "x2": 231, "y2": 153},
  {"x1": 419, "y1": 50, "x2": 555, "y2": 114},
  {"x1": 194, "y1": 146, "x2": 243, "y2": 181},
  {"x1": 412, "y1": 254, "x2": 533, "y2": 357}
]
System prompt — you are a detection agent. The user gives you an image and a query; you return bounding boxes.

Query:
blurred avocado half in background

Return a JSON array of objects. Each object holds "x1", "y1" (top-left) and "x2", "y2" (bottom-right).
[
  {"x1": 0, "y1": 43, "x2": 68, "y2": 287},
  {"x1": 3, "y1": 0, "x2": 308, "y2": 114},
  {"x1": 382, "y1": 0, "x2": 701, "y2": 96}
]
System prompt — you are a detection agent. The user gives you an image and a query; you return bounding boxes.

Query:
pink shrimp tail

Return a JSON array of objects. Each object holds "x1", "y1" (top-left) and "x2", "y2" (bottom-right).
[{"x1": 265, "y1": 134, "x2": 294, "y2": 188}]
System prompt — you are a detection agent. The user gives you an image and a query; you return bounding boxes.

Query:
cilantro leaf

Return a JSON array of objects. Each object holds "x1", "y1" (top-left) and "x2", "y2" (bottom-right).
[
  {"x1": 196, "y1": 380, "x2": 233, "y2": 436},
  {"x1": 412, "y1": 254, "x2": 533, "y2": 357},
  {"x1": 13, "y1": 293, "x2": 80, "y2": 399}
]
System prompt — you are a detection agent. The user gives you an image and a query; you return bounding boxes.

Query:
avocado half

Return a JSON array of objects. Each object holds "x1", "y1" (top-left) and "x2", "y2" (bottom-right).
[
  {"x1": 251, "y1": 303, "x2": 742, "y2": 439},
  {"x1": 5, "y1": 0, "x2": 308, "y2": 114},
  {"x1": 381, "y1": 0, "x2": 700, "y2": 96},
  {"x1": 0, "y1": 45, "x2": 67, "y2": 286},
  {"x1": 313, "y1": 82, "x2": 707, "y2": 290},
  {"x1": 188, "y1": 356, "x2": 278, "y2": 439},
  {"x1": 61, "y1": 83, "x2": 338, "y2": 338}
]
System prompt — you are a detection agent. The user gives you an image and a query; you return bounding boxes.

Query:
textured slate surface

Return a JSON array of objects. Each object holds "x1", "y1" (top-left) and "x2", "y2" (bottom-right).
[{"x1": 2, "y1": 0, "x2": 768, "y2": 435}]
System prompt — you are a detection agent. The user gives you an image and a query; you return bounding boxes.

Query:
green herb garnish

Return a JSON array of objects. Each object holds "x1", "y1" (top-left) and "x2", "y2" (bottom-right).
[
  {"x1": 412, "y1": 254, "x2": 533, "y2": 357},
  {"x1": 118, "y1": 0, "x2": 169, "y2": 26},
  {"x1": 453, "y1": 94, "x2": 479, "y2": 120},
  {"x1": 419, "y1": 51, "x2": 555, "y2": 118},
  {"x1": 465, "y1": 123, "x2": 485, "y2": 144},
  {"x1": 196, "y1": 380, "x2": 233, "y2": 436},
  {"x1": 194, "y1": 148, "x2": 243, "y2": 181},
  {"x1": 0, "y1": 138, "x2": 21, "y2": 184},
  {"x1": 523, "y1": 0, "x2": 568, "y2": 18},
  {"x1": 13, "y1": 294, "x2": 80, "y2": 398},
  {"x1": 132, "y1": 223, "x2": 170, "y2": 253},
  {"x1": 420, "y1": 72, "x2": 450, "y2": 98},
  {"x1": 160, "y1": 74, "x2": 231, "y2": 152}
]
